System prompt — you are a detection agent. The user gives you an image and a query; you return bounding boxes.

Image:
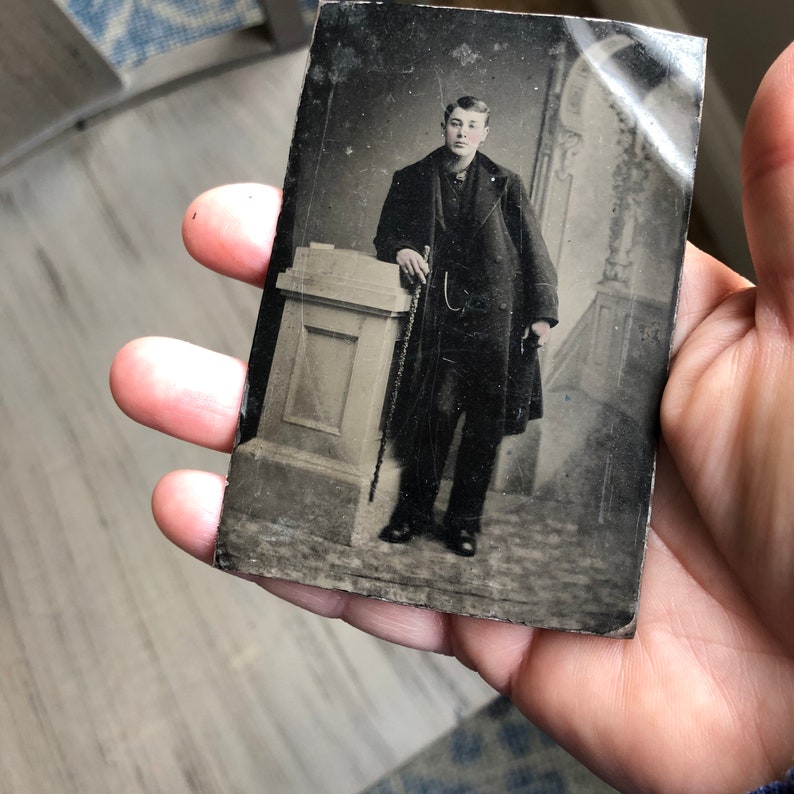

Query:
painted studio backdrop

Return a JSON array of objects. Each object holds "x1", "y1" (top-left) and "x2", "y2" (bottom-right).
[{"x1": 218, "y1": 3, "x2": 706, "y2": 635}]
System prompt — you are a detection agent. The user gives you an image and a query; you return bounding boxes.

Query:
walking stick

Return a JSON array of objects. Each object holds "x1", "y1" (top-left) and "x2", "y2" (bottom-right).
[{"x1": 369, "y1": 246, "x2": 429, "y2": 502}]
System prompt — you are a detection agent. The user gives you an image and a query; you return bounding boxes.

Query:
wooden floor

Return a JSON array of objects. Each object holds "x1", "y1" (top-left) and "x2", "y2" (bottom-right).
[{"x1": 0, "y1": 49, "x2": 493, "y2": 794}]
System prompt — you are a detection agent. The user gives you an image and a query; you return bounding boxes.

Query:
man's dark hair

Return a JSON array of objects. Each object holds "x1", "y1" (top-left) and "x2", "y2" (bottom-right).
[{"x1": 444, "y1": 96, "x2": 490, "y2": 127}]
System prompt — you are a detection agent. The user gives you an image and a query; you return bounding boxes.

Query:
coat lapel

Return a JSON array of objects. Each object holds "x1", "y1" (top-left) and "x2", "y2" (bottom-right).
[
  {"x1": 468, "y1": 154, "x2": 509, "y2": 235},
  {"x1": 431, "y1": 158, "x2": 445, "y2": 235}
]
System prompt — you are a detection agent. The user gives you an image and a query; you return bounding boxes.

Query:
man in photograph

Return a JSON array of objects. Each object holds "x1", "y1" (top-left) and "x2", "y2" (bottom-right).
[{"x1": 374, "y1": 96, "x2": 558, "y2": 557}]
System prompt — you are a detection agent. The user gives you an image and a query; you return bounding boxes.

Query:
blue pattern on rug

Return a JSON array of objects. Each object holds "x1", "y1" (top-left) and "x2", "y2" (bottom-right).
[
  {"x1": 62, "y1": 0, "x2": 266, "y2": 67},
  {"x1": 364, "y1": 697, "x2": 617, "y2": 793}
]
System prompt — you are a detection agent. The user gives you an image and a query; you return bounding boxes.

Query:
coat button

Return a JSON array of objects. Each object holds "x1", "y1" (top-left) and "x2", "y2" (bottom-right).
[{"x1": 499, "y1": 302, "x2": 507, "y2": 310}]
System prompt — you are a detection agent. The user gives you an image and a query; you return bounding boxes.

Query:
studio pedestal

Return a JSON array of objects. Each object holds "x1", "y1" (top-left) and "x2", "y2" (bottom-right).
[{"x1": 224, "y1": 244, "x2": 411, "y2": 547}]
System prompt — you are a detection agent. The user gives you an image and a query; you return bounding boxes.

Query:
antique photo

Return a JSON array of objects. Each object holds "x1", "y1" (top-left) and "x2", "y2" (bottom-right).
[{"x1": 216, "y1": 2, "x2": 706, "y2": 635}]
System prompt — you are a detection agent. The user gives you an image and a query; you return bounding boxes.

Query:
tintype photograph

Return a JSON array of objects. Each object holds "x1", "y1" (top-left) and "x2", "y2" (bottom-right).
[{"x1": 216, "y1": 2, "x2": 706, "y2": 635}]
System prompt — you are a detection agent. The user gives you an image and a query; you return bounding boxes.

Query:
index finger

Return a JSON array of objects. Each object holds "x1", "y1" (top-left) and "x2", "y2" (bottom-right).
[{"x1": 182, "y1": 183, "x2": 281, "y2": 286}]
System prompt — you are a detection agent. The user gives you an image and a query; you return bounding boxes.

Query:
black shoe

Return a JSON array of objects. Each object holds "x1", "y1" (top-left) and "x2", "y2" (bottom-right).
[
  {"x1": 379, "y1": 509, "x2": 435, "y2": 544},
  {"x1": 445, "y1": 527, "x2": 477, "y2": 557},
  {"x1": 378, "y1": 521, "x2": 417, "y2": 544}
]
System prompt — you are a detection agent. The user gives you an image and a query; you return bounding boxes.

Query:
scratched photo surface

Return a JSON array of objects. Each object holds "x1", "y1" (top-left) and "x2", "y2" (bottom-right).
[{"x1": 216, "y1": 2, "x2": 706, "y2": 635}]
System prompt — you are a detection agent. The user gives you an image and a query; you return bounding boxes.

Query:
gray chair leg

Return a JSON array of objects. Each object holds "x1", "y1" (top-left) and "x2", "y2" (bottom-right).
[{"x1": 258, "y1": 0, "x2": 310, "y2": 51}]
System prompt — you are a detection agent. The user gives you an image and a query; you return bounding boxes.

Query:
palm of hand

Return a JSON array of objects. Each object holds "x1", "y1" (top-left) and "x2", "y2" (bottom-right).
[
  {"x1": 665, "y1": 276, "x2": 793, "y2": 654},
  {"x1": 519, "y1": 248, "x2": 794, "y2": 793},
  {"x1": 111, "y1": 46, "x2": 794, "y2": 794},
  {"x1": 516, "y1": 57, "x2": 794, "y2": 790}
]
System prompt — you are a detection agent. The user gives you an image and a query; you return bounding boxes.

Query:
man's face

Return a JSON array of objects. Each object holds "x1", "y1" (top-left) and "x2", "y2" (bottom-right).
[{"x1": 442, "y1": 108, "x2": 489, "y2": 159}]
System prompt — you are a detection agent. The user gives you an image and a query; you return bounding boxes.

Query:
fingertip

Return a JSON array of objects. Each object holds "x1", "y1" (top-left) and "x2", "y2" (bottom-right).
[
  {"x1": 670, "y1": 244, "x2": 752, "y2": 356},
  {"x1": 110, "y1": 336, "x2": 246, "y2": 450},
  {"x1": 447, "y1": 615, "x2": 537, "y2": 696},
  {"x1": 152, "y1": 469, "x2": 225, "y2": 564},
  {"x1": 182, "y1": 183, "x2": 281, "y2": 286},
  {"x1": 109, "y1": 336, "x2": 165, "y2": 417}
]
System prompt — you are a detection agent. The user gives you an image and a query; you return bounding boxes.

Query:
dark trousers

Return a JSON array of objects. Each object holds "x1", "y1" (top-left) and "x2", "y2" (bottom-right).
[{"x1": 392, "y1": 322, "x2": 503, "y2": 533}]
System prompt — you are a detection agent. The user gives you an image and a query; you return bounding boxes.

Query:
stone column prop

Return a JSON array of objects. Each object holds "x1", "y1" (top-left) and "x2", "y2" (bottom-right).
[{"x1": 223, "y1": 244, "x2": 412, "y2": 547}]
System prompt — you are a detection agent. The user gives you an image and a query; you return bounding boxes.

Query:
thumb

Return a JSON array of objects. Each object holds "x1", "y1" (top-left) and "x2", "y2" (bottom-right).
[{"x1": 742, "y1": 42, "x2": 794, "y2": 334}]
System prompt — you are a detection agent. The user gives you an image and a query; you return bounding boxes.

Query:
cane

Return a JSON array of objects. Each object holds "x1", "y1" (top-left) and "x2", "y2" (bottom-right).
[{"x1": 368, "y1": 246, "x2": 429, "y2": 502}]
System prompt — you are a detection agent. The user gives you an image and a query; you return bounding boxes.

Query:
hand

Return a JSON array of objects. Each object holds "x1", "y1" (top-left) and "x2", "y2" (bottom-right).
[
  {"x1": 526, "y1": 320, "x2": 551, "y2": 346},
  {"x1": 396, "y1": 247, "x2": 429, "y2": 284},
  {"x1": 110, "y1": 45, "x2": 794, "y2": 794}
]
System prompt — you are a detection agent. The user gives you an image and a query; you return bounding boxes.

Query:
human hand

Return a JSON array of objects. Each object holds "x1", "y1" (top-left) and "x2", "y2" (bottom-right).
[
  {"x1": 527, "y1": 320, "x2": 551, "y2": 346},
  {"x1": 396, "y1": 247, "x2": 429, "y2": 284},
  {"x1": 110, "y1": 44, "x2": 794, "y2": 794}
]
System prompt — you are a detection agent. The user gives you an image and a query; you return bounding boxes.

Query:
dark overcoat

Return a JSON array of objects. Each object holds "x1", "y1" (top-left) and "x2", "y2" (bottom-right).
[{"x1": 374, "y1": 148, "x2": 558, "y2": 435}]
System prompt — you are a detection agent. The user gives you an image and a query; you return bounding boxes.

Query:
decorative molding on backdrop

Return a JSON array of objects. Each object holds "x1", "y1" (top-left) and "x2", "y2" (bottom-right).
[{"x1": 592, "y1": 0, "x2": 751, "y2": 277}]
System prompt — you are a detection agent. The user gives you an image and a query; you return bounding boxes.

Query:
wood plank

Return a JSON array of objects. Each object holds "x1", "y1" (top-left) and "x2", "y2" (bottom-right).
[
  {"x1": 0, "y1": 50, "x2": 493, "y2": 793},
  {"x1": 0, "y1": 0, "x2": 121, "y2": 169}
]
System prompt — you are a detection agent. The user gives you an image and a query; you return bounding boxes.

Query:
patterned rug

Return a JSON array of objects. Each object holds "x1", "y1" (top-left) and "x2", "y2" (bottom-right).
[
  {"x1": 58, "y1": 0, "x2": 313, "y2": 68},
  {"x1": 364, "y1": 697, "x2": 615, "y2": 794}
]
